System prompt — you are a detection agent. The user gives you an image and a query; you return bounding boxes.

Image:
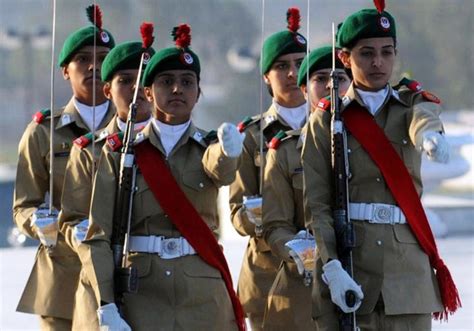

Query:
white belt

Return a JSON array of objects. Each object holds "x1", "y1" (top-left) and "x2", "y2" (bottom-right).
[
  {"x1": 128, "y1": 236, "x2": 197, "y2": 259},
  {"x1": 349, "y1": 203, "x2": 407, "y2": 224}
]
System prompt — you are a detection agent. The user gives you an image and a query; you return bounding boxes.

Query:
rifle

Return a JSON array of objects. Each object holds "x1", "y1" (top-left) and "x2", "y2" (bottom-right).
[
  {"x1": 329, "y1": 23, "x2": 358, "y2": 331},
  {"x1": 110, "y1": 93, "x2": 139, "y2": 312},
  {"x1": 110, "y1": 22, "x2": 154, "y2": 312}
]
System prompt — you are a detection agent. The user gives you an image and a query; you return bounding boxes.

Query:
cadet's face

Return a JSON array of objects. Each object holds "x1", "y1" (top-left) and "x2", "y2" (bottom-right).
[
  {"x1": 303, "y1": 68, "x2": 351, "y2": 110},
  {"x1": 103, "y1": 69, "x2": 152, "y2": 123},
  {"x1": 340, "y1": 37, "x2": 395, "y2": 91},
  {"x1": 264, "y1": 52, "x2": 306, "y2": 107},
  {"x1": 144, "y1": 70, "x2": 199, "y2": 125},
  {"x1": 62, "y1": 45, "x2": 110, "y2": 105}
]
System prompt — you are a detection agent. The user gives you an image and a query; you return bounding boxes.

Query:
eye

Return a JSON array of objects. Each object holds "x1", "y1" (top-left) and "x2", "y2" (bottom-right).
[
  {"x1": 337, "y1": 75, "x2": 348, "y2": 83},
  {"x1": 382, "y1": 49, "x2": 394, "y2": 56},
  {"x1": 75, "y1": 55, "x2": 88, "y2": 63},
  {"x1": 276, "y1": 63, "x2": 288, "y2": 70},
  {"x1": 118, "y1": 77, "x2": 133, "y2": 84},
  {"x1": 295, "y1": 60, "x2": 303, "y2": 69}
]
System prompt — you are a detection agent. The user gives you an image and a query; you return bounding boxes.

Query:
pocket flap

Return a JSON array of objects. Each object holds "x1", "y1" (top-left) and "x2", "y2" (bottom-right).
[{"x1": 393, "y1": 224, "x2": 418, "y2": 244}]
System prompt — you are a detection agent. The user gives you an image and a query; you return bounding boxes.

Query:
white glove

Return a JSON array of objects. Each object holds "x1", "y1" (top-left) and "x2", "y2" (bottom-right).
[
  {"x1": 218, "y1": 122, "x2": 245, "y2": 158},
  {"x1": 422, "y1": 131, "x2": 449, "y2": 163},
  {"x1": 31, "y1": 207, "x2": 59, "y2": 248},
  {"x1": 72, "y1": 219, "x2": 89, "y2": 247},
  {"x1": 97, "y1": 303, "x2": 131, "y2": 331},
  {"x1": 322, "y1": 259, "x2": 364, "y2": 313}
]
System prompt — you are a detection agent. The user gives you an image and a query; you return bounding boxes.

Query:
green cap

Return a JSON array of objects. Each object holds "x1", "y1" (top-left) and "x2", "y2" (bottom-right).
[
  {"x1": 101, "y1": 42, "x2": 156, "y2": 82},
  {"x1": 337, "y1": 9, "x2": 396, "y2": 49},
  {"x1": 143, "y1": 24, "x2": 200, "y2": 87},
  {"x1": 58, "y1": 26, "x2": 115, "y2": 67},
  {"x1": 297, "y1": 46, "x2": 344, "y2": 87},
  {"x1": 261, "y1": 7, "x2": 307, "y2": 74}
]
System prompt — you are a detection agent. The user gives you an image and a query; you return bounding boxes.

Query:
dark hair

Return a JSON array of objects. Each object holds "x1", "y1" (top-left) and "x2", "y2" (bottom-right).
[{"x1": 266, "y1": 84, "x2": 274, "y2": 97}]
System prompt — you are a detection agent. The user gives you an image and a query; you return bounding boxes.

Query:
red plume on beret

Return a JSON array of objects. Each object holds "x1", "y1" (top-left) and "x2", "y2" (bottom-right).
[
  {"x1": 140, "y1": 22, "x2": 154, "y2": 49},
  {"x1": 287, "y1": 7, "x2": 301, "y2": 33},
  {"x1": 373, "y1": 0, "x2": 386, "y2": 13},
  {"x1": 172, "y1": 24, "x2": 191, "y2": 49},
  {"x1": 86, "y1": 4, "x2": 103, "y2": 30}
]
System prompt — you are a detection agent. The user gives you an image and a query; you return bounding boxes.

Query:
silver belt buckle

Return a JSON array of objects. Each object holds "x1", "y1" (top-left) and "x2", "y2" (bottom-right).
[
  {"x1": 373, "y1": 204, "x2": 393, "y2": 224},
  {"x1": 161, "y1": 238, "x2": 181, "y2": 259}
]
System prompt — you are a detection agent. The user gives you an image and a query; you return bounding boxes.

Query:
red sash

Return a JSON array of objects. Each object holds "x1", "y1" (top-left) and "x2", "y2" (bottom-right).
[
  {"x1": 135, "y1": 140, "x2": 245, "y2": 330},
  {"x1": 342, "y1": 103, "x2": 460, "y2": 320}
]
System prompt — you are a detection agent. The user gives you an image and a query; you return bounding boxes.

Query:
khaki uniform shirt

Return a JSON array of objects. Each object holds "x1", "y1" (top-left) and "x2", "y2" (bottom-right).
[
  {"x1": 77, "y1": 122, "x2": 240, "y2": 330},
  {"x1": 262, "y1": 128, "x2": 316, "y2": 330},
  {"x1": 58, "y1": 117, "x2": 118, "y2": 329},
  {"x1": 229, "y1": 104, "x2": 291, "y2": 315},
  {"x1": 13, "y1": 98, "x2": 114, "y2": 319},
  {"x1": 302, "y1": 84, "x2": 444, "y2": 317}
]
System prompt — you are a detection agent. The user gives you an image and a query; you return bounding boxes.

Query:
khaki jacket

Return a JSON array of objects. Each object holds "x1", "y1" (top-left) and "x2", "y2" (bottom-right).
[
  {"x1": 302, "y1": 84, "x2": 444, "y2": 317},
  {"x1": 58, "y1": 117, "x2": 118, "y2": 330},
  {"x1": 13, "y1": 98, "x2": 114, "y2": 319},
  {"x1": 229, "y1": 104, "x2": 291, "y2": 315},
  {"x1": 77, "y1": 122, "x2": 240, "y2": 330},
  {"x1": 262, "y1": 128, "x2": 315, "y2": 330}
]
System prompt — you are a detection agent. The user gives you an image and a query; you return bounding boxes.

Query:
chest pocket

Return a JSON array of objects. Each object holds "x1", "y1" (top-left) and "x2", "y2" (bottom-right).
[
  {"x1": 291, "y1": 170, "x2": 303, "y2": 190},
  {"x1": 133, "y1": 175, "x2": 162, "y2": 219},
  {"x1": 182, "y1": 170, "x2": 213, "y2": 192},
  {"x1": 53, "y1": 142, "x2": 71, "y2": 157}
]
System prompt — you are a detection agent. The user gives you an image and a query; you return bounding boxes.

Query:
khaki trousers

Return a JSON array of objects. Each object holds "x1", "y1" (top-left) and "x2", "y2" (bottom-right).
[{"x1": 315, "y1": 297, "x2": 431, "y2": 331}]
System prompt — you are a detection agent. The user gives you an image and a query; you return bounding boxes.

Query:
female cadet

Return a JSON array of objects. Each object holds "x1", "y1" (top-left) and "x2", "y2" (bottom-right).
[
  {"x1": 302, "y1": 4, "x2": 460, "y2": 330},
  {"x1": 228, "y1": 8, "x2": 307, "y2": 330},
  {"x1": 262, "y1": 46, "x2": 350, "y2": 331},
  {"x1": 12, "y1": 5, "x2": 115, "y2": 329},
  {"x1": 77, "y1": 24, "x2": 246, "y2": 331},
  {"x1": 58, "y1": 24, "x2": 155, "y2": 330}
]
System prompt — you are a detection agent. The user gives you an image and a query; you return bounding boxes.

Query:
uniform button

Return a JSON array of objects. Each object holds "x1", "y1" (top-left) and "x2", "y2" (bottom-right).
[
  {"x1": 165, "y1": 270, "x2": 172, "y2": 276},
  {"x1": 376, "y1": 177, "x2": 381, "y2": 182},
  {"x1": 402, "y1": 139, "x2": 408, "y2": 145},
  {"x1": 347, "y1": 148, "x2": 352, "y2": 153},
  {"x1": 199, "y1": 182, "x2": 204, "y2": 188},
  {"x1": 376, "y1": 240, "x2": 382, "y2": 246}
]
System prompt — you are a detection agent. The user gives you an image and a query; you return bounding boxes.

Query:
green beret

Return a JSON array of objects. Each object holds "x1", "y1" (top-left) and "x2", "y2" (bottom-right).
[
  {"x1": 297, "y1": 46, "x2": 344, "y2": 87},
  {"x1": 337, "y1": 9, "x2": 396, "y2": 49},
  {"x1": 261, "y1": 30, "x2": 307, "y2": 74},
  {"x1": 101, "y1": 42, "x2": 156, "y2": 82},
  {"x1": 142, "y1": 47, "x2": 200, "y2": 87},
  {"x1": 58, "y1": 26, "x2": 115, "y2": 67}
]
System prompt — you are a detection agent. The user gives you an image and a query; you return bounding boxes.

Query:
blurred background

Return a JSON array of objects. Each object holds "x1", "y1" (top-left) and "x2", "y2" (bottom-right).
[{"x1": 0, "y1": 0, "x2": 473, "y2": 329}]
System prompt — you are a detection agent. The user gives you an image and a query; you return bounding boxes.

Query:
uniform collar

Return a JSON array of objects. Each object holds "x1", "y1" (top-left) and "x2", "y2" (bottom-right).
[
  {"x1": 341, "y1": 83, "x2": 408, "y2": 112},
  {"x1": 55, "y1": 97, "x2": 116, "y2": 130},
  {"x1": 144, "y1": 119, "x2": 207, "y2": 157}
]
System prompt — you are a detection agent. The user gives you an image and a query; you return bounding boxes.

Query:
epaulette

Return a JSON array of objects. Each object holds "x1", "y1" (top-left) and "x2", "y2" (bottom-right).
[
  {"x1": 268, "y1": 130, "x2": 288, "y2": 150},
  {"x1": 396, "y1": 77, "x2": 441, "y2": 104},
  {"x1": 237, "y1": 115, "x2": 260, "y2": 133},
  {"x1": 395, "y1": 77, "x2": 422, "y2": 93},
  {"x1": 106, "y1": 132, "x2": 124, "y2": 152},
  {"x1": 73, "y1": 132, "x2": 94, "y2": 149},
  {"x1": 317, "y1": 96, "x2": 331, "y2": 112},
  {"x1": 203, "y1": 130, "x2": 218, "y2": 145},
  {"x1": 32, "y1": 109, "x2": 51, "y2": 124}
]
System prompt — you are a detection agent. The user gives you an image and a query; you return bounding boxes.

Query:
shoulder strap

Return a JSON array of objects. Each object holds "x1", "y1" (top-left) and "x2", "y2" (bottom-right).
[
  {"x1": 134, "y1": 141, "x2": 245, "y2": 330},
  {"x1": 342, "y1": 103, "x2": 460, "y2": 319}
]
